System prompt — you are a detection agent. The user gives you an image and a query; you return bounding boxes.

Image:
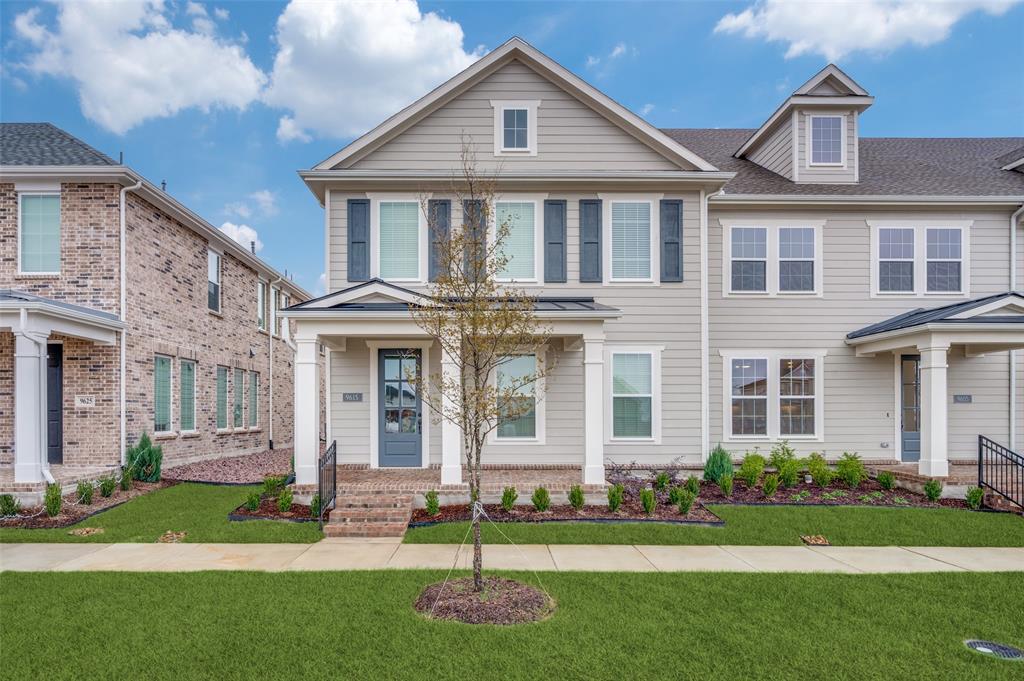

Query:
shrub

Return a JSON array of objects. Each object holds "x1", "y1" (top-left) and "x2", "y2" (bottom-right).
[
  {"x1": 76, "y1": 481, "x2": 93, "y2": 505},
  {"x1": 44, "y1": 483, "x2": 62, "y2": 517},
  {"x1": 126, "y1": 433, "x2": 163, "y2": 482},
  {"x1": 668, "y1": 486, "x2": 684, "y2": 506},
  {"x1": 965, "y1": 486, "x2": 984, "y2": 510},
  {"x1": 807, "y1": 453, "x2": 834, "y2": 488},
  {"x1": 607, "y1": 483, "x2": 624, "y2": 512},
  {"x1": 704, "y1": 444, "x2": 733, "y2": 484},
  {"x1": 836, "y1": 452, "x2": 868, "y2": 489},
  {"x1": 262, "y1": 475, "x2": 286, "y2": 497},
  {"x1": 0, "y1": 494, "x2": 20, "y2": 516},
  {"x1": 99, "y1": 476, "x2": 116, "y2": 498},
  {"x1": 531, "y1": 487, "x2": 551, "y2": 512},
  {"x1": 923, "y1": 479, "x2": 942, "y2": 502},
  {"x1": 718, "y1": 473, "x2": 734, "y2": 497},
  {"x1": 277, "y1": 488, "x2": 294, "y2": 512},
  {"x1": 737, "y1": 453, "x2": 766, "y2": 488},
  {"x1": 777, "y1": 459, "x2": 801, "y2": 488},
  {"x1": 676, "y1": 490, "x2": 697, "y2": 516},
  {"x1": 501, "y1": 486, "x2": 518, "y2": 512},
  {"x1": 244, "y1": 492, "x2": 260, "y2": 511},
  {"x1": 877, "y1": 471, "x2": 896, "y2": 491},
  {"x1": 568, "y1": 484, "x2": 585, "y2": 511},
  {"x1": 769, "y1": 441, "x2": 796, "y2": 472},
  {"x1": 762, "y1": 474, "x2": 780, "y2": 498},
  {"x1": 310, "y1": 493, "x2": 321, "y2": 518},
  {"x1": 685, "y1": 475, "x2": 700, "y2": 495},
  {"x1": 654, "y1": 472, "x2": 671, "y2": 492},
  {"x1": 640, "y1": 488, "x2": 656, "y2": 515},
  {"x1": 119, "y1": 466, "x2": 133, "y2": 491},
  {"x1": 425, "y1": 490, "x2": 440, "y2": 516}
]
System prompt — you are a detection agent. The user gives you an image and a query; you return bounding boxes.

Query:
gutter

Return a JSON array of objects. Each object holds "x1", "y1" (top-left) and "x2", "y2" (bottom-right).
[
  {"x1": 119, "y1": 180, "x2": 143, "y2": 466},
  {"x1": 1011, "y1": 204, "x2": 1024, "y2": 450}
]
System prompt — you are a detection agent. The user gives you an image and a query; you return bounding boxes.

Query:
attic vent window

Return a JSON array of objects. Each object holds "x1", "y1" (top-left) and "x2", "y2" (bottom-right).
[
  {"x1": 810, "y1": 115, "x2": 844, "y2": 165},
  {"x1": 491, "y1": 100, "x2": 539, "y2": 156}
]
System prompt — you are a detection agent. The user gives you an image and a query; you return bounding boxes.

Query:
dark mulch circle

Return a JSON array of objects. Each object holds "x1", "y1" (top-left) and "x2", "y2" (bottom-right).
[{"x1": 414, "y1": 577, "x2": 555, "y2": 625}]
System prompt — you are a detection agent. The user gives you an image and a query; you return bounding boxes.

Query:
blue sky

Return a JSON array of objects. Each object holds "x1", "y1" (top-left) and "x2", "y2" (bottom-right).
[{"x1": 2, "y1": 0, "x2": 1022, "y2": 296}]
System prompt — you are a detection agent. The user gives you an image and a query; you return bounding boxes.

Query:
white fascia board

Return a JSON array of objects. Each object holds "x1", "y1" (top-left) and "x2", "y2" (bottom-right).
[
  {"x1": 846, "y1": 322, "x2": 1024, "y2": 348},
  {"x1": 1001, "y1": 157, "x2": 1024, "y2": 171},
  {"x1": 793, "y1": 64, "x2": 870, "y2": 96},
  {"x1": 281, "y1": 309, "x2": 621, "y2": 321}
]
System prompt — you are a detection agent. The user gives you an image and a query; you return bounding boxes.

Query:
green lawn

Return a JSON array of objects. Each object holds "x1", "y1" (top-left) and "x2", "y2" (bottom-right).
[
  {"x1": 405, "y1": 505, "x2": 1024, "y2": 546},
  {"x1": 0, "y1": 483, "x2": 322, "y2": 543},
  {"x1": 2, "y1": 571, "x2": 1021, "y2": 680}
]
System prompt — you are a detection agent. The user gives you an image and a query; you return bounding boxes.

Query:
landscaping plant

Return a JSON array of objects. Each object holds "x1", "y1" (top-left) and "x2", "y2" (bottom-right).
[
  {"x1": 777, "y1": 458, "x2": 801, "y2": 488},
  {"x1": 0, "y1": 494, "x2": 20, "y2": 516},
  {"x1": 310, "y1": 493, "x2": 321, "y2": 518},
  {"x1": 126, "y1": 433, "x2": 163, "y2": 482},
  {"x1": 76, "y1": 481, "x2": 93, "y2": 505},
  {"x1": 119, "y1": 466, "x2": 133, "y2": 491},
  {"x1": 836, "y1": 452, "x2": 868, "y2": 488},
  {"x1": 807, "y1": 453, "x2": 834, "y2": 488},
  {"x1": 737, "y1": 453, "x2": 766, "y2": 488},
  {"x1": 568, "y1": 485, "x2": 585, "y2": 511},
  {"x1": 262, "y1": 475, "x2": 285, "y2": 497},
  {"x1": 668, "y1": 486, "x2": 684, "y2": 506},
  {"x1": 640, "y1": 488, "x2": 656, "y2": 515},
  {"x1": 244, "y1": 492, "x2": 260, "y2": 512},
  {"x1": 923, "y1": 479, "x2": 942, "y2": 503},
  {"x1": 654, "y1": 472, "x2": 671, "y2": 492},
  {"x1": 676, "y1": 490, "x2": 696, "y2": 516},
  {"x1": 718, "y1": 473, "x2": 734, "y2": 498},
  {"x1": 685, "y1": 475, "x2": 700, "y2": 495},
  {"x1": 531, "y1": 487, "x2": 551, "y2": 512},
  {"x1": 965, "y1": 486, "x2": 983, "y2": 510},
  {"x1": 607, "y1": 483, "x2": 624, "y2": 512},
  {"x1": 877, "y1": 471, "x2": 896, "y2": 491},
  {"x1": 704, "y1": 444, "x2": 733, "y2": 484},
  {"x1": 44, "y1": 483, "x2": 62, "y2": 518},
  {"x1": 769, "y1": 441, "x2": 796, "y2": 472},
  {"x1": 762, "y1": 473, "x2": 779, "y2": 498},
  {"x1": 425, "y1": 490, "x2": 440, "y2": 516},
  {"x1": 99, "y1": 476, "x2": 116, "y2": 498},
  {"x1": 277, "y1": 488, "x2": 294, "y2": 513},
  {"x1": 501, "y1": 486, "x2": 518, "y2": 512}
]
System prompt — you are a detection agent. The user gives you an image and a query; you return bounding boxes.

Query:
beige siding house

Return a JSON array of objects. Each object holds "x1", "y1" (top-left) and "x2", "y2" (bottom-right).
[{"x1": 286, "y1": 38, "x2": 1024, "y2": 491}]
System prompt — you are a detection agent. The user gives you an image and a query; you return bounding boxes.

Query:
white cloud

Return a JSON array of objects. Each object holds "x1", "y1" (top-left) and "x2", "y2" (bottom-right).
[
  {"x1": 715, "y1": 0, "x2": 1021, "y2": 61},
  {"x1": 185, "y1": 2, "x2": 216, "y2": 35},
  {"x1": 223, "y1": 201, "x2": 251, "y2": 219},
  {"x1": 223, "y1": 190, "x2": 278, "y2": 220},
  {"x1": 639, "y1": 103, "x2": 655, "y2": 116},
  {"x1": 584, "y1": 55, "x2": 600, "y2": 68},
  {"x1": 214, "y1": 7, "x2": 230, "y2": 21},
  {"x1": 219, "y1": 222, "x2": 263, "y2": 252},
  {"x1": 316, "y1": 272, "x2": 327, "y2": 296},
  {"x1": 609, "y1": 42, "x2": 627, "y2": 59},
  {"x1": 13, "y1": 0, "x2": 264, "y2": 134},
  {"x1": 263, "y1": 0, "x2": 483, "y2": 141},
  {"x1": 249, "y1": 189, "x2": 277, "y2": 216},
  {"x1": 584, "y1": 41, "x2": 635, "y2": 73}
]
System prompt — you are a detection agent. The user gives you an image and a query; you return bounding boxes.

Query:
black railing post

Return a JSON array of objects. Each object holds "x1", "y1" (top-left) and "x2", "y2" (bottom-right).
[
  {"x1": 978, "y1": 435, "x2": 1023, "y2": 510},
  {"x1": 318, "y1": 440, "x2": 337, "y2": 530}
]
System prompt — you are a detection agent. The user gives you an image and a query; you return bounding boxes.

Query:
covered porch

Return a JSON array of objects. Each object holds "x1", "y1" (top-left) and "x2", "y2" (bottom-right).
[{"x1": 847, "y1": 293, "x2": 1024, "y2": 477}]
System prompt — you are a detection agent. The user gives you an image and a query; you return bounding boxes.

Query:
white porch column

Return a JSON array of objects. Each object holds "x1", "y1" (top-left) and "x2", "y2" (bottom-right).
[
  {"x1": 918, "y1": 342, "x2": 950, "y2": 477},
  {"x1": 293, "y1": 337, "x2": 321, "y2": 486},
  {"x1": 583, "y1": 338, "x2": 605, "y2": 485},
  {"x1": 440, "y1": 349, "x2": 462, "y2": 485},
  {"x1": 14, "y1": 332, "x2": 47, "y2": 483}
]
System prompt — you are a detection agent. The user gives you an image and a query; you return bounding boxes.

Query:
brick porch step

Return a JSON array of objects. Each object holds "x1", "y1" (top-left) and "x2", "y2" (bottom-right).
[{"x1": 323, "y1": 493, "x2": 414, "y2": 538}]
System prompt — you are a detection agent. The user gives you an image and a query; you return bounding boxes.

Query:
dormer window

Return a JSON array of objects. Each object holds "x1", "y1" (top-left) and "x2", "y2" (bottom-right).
[
  {"x1": 503, "y1": 108, "x2": 528, "y2": 150},
  {"x1": 491, "y1": 100, "x2": 539, "y2": 156},
  {"x1": 809, "y1": 115, "x2": 844, "y2": 165}
]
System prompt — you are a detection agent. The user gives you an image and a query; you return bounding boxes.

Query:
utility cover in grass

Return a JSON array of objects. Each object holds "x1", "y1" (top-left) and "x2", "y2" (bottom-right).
[{"x1": 415, "y1": 577, "x2": 555, "y2": 625}]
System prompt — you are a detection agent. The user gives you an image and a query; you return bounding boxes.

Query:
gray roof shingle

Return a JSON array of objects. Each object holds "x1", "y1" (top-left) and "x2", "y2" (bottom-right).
[
  {"x1": 846, "y1": 292, "x2": 1024, "y2": 339},
  {"x1": 0, "y1": 123, "x2": 117, "y2": 166},
  {"x1": 663, "y1": 129, "x2": 1024, "y2": 196}
]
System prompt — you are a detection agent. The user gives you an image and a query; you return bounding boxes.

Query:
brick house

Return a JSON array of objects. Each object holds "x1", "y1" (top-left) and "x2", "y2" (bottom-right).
[{"x1": 0, "y1": 123, "x2": 316, "y2": 501}]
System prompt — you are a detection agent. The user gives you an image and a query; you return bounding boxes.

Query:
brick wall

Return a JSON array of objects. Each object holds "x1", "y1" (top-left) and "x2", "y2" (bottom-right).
[{"x1": 57, "y1": 334, "x2": 119, "y2": 467}]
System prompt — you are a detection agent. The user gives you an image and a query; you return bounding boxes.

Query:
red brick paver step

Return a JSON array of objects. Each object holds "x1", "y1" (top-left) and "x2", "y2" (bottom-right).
[{"x1": 324, "y1": 493, "x2": 414, "y2": 538}]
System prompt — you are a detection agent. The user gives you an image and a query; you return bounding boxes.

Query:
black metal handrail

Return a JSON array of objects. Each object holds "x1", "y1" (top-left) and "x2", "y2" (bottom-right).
[
  {"x1": 318, "y1": 440, "x2": 337, "y2": 529},
  {"x1": 978, "y1": 435, "x2": 1023, "y2": 509}
]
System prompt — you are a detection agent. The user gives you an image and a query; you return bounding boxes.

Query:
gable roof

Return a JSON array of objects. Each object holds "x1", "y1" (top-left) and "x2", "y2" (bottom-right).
[
  {"x1": 792, "y1": 64, "x2": 870, "y2": 97},
  {"x1": 312, "y1": 37, "x2": 717, "y2": 173},
  {"x1": 846, "y1": 292, "x2": 1024, "y2": 340},
  {"x1": 1, "y1": 123, "x2": 117, "y2": 166}
]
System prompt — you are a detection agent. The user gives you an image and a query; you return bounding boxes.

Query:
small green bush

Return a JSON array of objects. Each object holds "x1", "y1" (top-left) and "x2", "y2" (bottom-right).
[
  {"x1": 310, "y1": 493, "x2": 321, "y2": 518},
  {"x1": 262, "y1": 475, "x2": 286, "y2": 497},
  {"x1": 44, "y1": 483, "x2": 62, "y2": 518},
  {"x1": 531, "y1": 486, "x2": 551, "y2": 512},
  {"x1": 718, "y1": 473, "x2": 734, "y2": 497},
  {"x1": 277, "y1": 488, "x2": 294, "y2": 512},
  {"x1": 668, "y1": 486, "x2": 684, "y2": 506},
  {"x1": 607, "y1": 483, "x2": 624, "y2": 512},
  {"x1": 126, "y1": 433, "x2": 162, "y2": 482},
  {"x1": 676, "y1": 490, "x2": 697, "y2": 516},
  {"x1": 0, "y1": 494, "x2": 20, "y2": 516},
  {"x1": 892, "y1": 495, "x2": 909, "y2": 505},
  {"x1": 501, "y1": 486, "x2": 518, "y2": 512},
  {"x1": 836, "y1": 452, "x2": 868, "y2": 488},
  {"x1": 640, "y1": 488, "x2": 656, "y2": 515},
  {"x1": 704, "y1": 444, "x2": 733, "y2": 484},
  {"x1": 807, "y1": 453, "x2": 834, "y2": 488},
  {"x1": 76, "y1": 481, "x2": 93, "y2": 505},
  {"x1": 425, "y1": 490, "x2": 440, "y2": 516},
  {"x1": 965, "y1": 486, "x2": 983, "y2": 510},
  {"x1": 654, "y1": 472, "x2": 671, "y2": 492},
  {"x1": 923, "y1": 479, "x2": 942, "y2": 502},
  {"x1": 762, "y1": 473, "x2": 780, "y2": 498},
  {"x1": 769, "y1": 441, "x2": 796, "y2": 472},
  {"x1": 777, "y1": 458, "x2": 801, "y2": 488},
  {"x1": 790, "y1": 490, "x2": 811, "y2": 502},
  {"x1": 877, "y1": 471, "x2": 896, "y2": 491},
  {"x1": 821, "y1": 490, "x2": 848, "y2": 501},
  {"x1": 737, "y1": 453, "x2": 766, "y2": 488},
  {"x1": 568, "y1": 484, "x2": 585, "y2": 511},
  {"x1": 244, "y1": 492, "x2": 260, "y2": 511},
  {"x1": 119, "y1": 466, "x2": 133, "y2": 491},
  {"x1": 99, "y1": 476, "x2": 116, "y2": 498},
  {"x1": 685, "y1": 475, "x2": 700, "y2": 495}
]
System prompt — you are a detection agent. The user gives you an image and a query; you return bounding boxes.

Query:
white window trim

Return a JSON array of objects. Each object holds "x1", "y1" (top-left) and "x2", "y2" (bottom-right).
[
  {"x1": 720, "y1": 349, "x2": 827, "y2": 443},
  {"x1": 489, "y1": 348, "x2": 547, "y2": 445},
  {"x1": 216, "y1": 365, "x2": 230, "y2": 433},
  {"x1": 233, "y1": 367, "x2": 246, "y2": 431},
  {"x1": 367, "y1": 193, "x2": 429, "y2": 284},
  {"x1": 179, "y1": 359, "x2": 197, "y2": 434},
  {"x1": 490, "y1": 100, "x2": 540, "y2": 156},
  {"x1": 257, "y1": 280, "x2": 267, "y2": 332},
  {"x1": 868, "y1": 221, "x2": 972, "y2": 298},
  {"x1": 806, "y1": 114, "x2": 846, "y2": 168},
  {"x1": 599, "y1": 193, "x2": 663, "y2": 285},
  {"x1": 248, "y1": 370, "x2": 260, "y2": 430},
  {"x1": 280, "y1": 293, "x2": 291, "y2": 341},
  {"x1": 154, "y1": 354, "x2": 174, "y2": 435},
  {"x1": 270, "y1": 286, "x2": 280, "y2": 337},
  {"x1": 604, "y1": 345, "x2": 663, "y2": 444},
  {"x1": 17, "y1": 191, "x2": 62, "y2": 276},
  {"x1": 207, "y1": 248, "x2": 222, "y2": 314},
  {"x1": 721, "y1": 220, "x2": 825, "y2": 297},
  {"x1": 491, "y1": 195, "x2": 547, "y2": 285}
]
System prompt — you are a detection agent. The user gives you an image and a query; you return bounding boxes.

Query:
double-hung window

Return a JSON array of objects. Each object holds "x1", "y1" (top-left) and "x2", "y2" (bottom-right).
[
  {"x1": 496, "y1": 355, "x2": 538, "y2": 440},
  {"x1": 878, "y1": 228, "x2": 914, "y2": 293},
  {"x1": 730, "y1": 227, "x2": 767, "y2": 292},
  {"x1": 726, "y1": 353, "x2": 823, "y2": 440},
  {"x1": 257, "y1": 281, "x2": 267, "y2": 331},
  {"x1": 610, "y1": 201, "x2": 652, "y2": 281},
  {"x1": 179, "y1": 360, "x2": 196, "y2": 433},
  {"x1": 926, "y1": 228, "x2": 962, "y2": 292},
  {"x1": 19, "y1": 193, "x2": 61, "y2": 274},
  {"x1": 872, "y1": 223, "x2": 969, "y2": 296},
  {"x1": 779, "y1": 359, "x2": 815, "y2": 436},
  {"x1": 492, "y1": 101, "x2": 538, "y2": 155},
  {"x1": 611, "y1": 352, "x2": 654, "y2": 439},
  {"x1": 725, "y1": 223, "x2": 822, "y2": 296},
  {"x1": 730, "y1": 358, "x2": 768, "y2": 437},
  {"x1": 270, "y1": 287, "x2": 280, "y2": 336},
  {"x1": 233, "y1": 367, "x2": 245, "y2": 429},
  {"x1": 154, "y1": 355, "x2": 173, "y2": 434},
  {"x1": 503, "y1": 108, "x2": 528, "y2": 150},
  {"x1": 248, "y1": 372, "x2": 259, "y2": 428},
  {"x1": 207, "y1": 250, "x2": 221, "y2": 312},
  {"x1": 778, "y1": 228, "x2": 815, "y2": 292},
  {"x1": 378, "y1": 201, "x2": 420, "y2": 280},
  {"x1": 810, "y1": 115, "x2": 843, "y2": 165},
  {"x1": 495, "y1": 201, "x2": 536, "y2": 281},
  {"x1": 216, "y1": 366, "x2": 228, "y2": 430}
]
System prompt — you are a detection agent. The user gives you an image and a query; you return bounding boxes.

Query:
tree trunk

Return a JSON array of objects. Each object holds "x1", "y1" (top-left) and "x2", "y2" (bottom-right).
[{"x1": 472, "y1": 513, "x2": 483, "y2": 591}]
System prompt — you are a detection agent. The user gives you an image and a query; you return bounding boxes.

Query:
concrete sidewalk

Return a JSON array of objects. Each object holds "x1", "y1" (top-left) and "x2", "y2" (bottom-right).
[{"x1": 2, "y1": 541, "x2": 1022, "y2": 573}]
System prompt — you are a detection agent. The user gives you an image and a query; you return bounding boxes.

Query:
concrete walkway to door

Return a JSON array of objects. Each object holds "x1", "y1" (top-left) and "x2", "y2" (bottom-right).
[{"x1": 2, "y1": 541, "x2": 1022, "y2": 573}]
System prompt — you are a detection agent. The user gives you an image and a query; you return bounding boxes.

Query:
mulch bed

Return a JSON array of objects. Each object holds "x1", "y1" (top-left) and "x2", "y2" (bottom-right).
[
  {"x1": 693, "y1": 478, "x2": 968, "y2": 509},
  {"x1": 164, "y1": 449, "x2": 293, "y2": 485},
  {"x1": 411, "y1": 501, "x2": 721, "y2": 525},
  {"x1": 415, "y1": 577, "x2": 555, "y2": 625},
  {"x1": 229, "y1": 497, "x2": 318, "y2": 523},
  {"x1": 0, "y1": 480, "x2": 173, "y2": 529}
]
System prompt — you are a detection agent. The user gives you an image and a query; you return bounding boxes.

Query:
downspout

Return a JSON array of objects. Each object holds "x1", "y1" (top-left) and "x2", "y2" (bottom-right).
[
  {"x1": 699, "y1": 188, "x2": 710, "y2": 460},
  {"x1": 268, "y1": 276, "x2": 282, "y2": 450},
  {"x1": 1010, "y1": 204, "x2": 1023, "y2": 450},
  {"x1": 119, "y1": 179, "x2": 143, "y2": 466}
]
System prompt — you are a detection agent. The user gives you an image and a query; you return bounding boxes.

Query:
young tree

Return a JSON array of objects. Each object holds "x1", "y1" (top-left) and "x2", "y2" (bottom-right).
[{"x1": 409, "y1": 142, "x2": 550, "y2": 592}]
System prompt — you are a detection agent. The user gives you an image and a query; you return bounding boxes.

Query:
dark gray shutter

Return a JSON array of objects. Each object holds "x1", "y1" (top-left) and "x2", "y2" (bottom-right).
[
  {"x1": 463, "y1": 199, "x2": 485, "y2": 279},
  {"x1": 660, "y1": 199, "x2": 683, "y2": 282},
  {"x1": 347, "y1": 199, "x2": 370, "y2": 282},
  {"x1": 427, "y1": 199, "x2": 451, "y2": 282},
  {"x1": 543, "y1": 200, "x2": 567, "y2": 283},
  {"x1": 579, "y1": 199, "x2": 602, "y2": 283}
]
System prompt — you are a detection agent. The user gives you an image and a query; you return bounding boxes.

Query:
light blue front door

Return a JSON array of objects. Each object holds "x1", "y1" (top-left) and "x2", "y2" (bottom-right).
[
  {"x1": 901, "y1": 355, "x2": 921, "y2": 462},
  {"x1": 378, "y1": 349, "x2": 422, "y2": 467}
]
